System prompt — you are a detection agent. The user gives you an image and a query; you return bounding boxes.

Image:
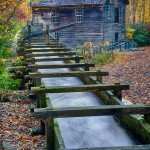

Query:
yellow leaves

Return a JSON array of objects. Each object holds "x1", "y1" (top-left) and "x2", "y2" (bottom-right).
[
  {"x1": 103, "y1": 41, "x2": 110, "y2": 46},
  {"x1": 126, "y1": 28, "x2": 135, "y2": 40},
  {"x1": 32, "y1": 0, "x2": 40, "y2": 4}
]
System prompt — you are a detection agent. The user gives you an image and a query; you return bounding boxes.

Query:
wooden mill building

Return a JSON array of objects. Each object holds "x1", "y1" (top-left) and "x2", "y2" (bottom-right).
[{"x1": 30, "y1": 0, "x2": 129, "y2": 49}]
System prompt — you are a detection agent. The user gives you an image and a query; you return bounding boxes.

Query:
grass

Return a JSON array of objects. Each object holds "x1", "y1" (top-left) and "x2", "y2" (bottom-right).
[{"x1": 91, "y1": 51, "x2": 127, "y2": 67}]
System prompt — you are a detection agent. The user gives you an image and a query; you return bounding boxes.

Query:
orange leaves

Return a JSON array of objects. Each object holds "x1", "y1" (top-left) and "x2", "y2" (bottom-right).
[
  {"x1": 1, "y1": 90, "x2": 46, "y2": 149},
  {"x1": 100, "y1": 48, "x2": 150, "y2": 104},
  {"x1": 0, "y1": 0, "x2": 29, "y2": 22}
]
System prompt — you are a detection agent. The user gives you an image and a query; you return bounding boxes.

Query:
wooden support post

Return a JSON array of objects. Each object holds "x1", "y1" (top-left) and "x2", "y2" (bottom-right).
[
  {"x1": 39, "y1": 90, "x2": 46, "y2": 108},
  {"x1": 46, "y1": 118, "x2": 55, "y2": 150},
  {"x1": 114, "y1": 83, "x2": 122, "y2": 100},
  {"x1": 144, "y1": 114, "x2": 150, "y2": 124},
  {"x1": 35, "y1": 78, "x2": 41, "y2": 86},
  {"x1": 38, "y1": 87, "x2": 46, "y2": 136},
  {"x1": 27, "y1": 21, "x2": 31, "y2": 46},
  {"x1": 75, "y1": 55, "x2": 80, "y2": 63},
  {"x1": 84, "y1": 63, "x2": 89, "y2": 71},
  {"x1": 36, "y1": 92, "x2": 46, "y2": 108},
  {"x1": 46, "y1": 25, "x2": 50, "y2": 45},
  {"x1": 97, "y1": 70, "x2": 103, "y2": 83}
]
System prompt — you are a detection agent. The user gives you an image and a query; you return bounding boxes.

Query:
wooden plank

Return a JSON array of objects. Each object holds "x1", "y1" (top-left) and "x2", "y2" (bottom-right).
[
  {"x1": 26, "y1": 56, "x2": 84, "y2": 62},
  {"x1": 31, "y1": 83, "x2": 129, "y2": 93},
  {"x1": 25, "y1": 52, "x2": 76, "y2": 58},
  {"x1": 25, "y1": 48, "x2": 70, "y2": 53},
  {"x1": 28, "y1": 63, "x2": 95, "y2": 70},
  {"x1": 34, "y1": 105, "x2": 150, "y2": 119},
  {"x1": 49, "y1": 22, "x2": 75, "y2": 32},
  {"x1": 25, "y1": 44, "x2": 64, "y2": 49},
  {"x1": 29, "y1": 71, "x2": 109, "y2": 78},
  {"x1": 60, "y1": 145, "x2": 150, "y2": 150},
  {"x1": 25, "y1": 45, "x2": 64, "y2": 49}
]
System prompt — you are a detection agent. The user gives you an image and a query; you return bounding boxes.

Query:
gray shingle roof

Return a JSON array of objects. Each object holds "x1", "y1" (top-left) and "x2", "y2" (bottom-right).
[
  {"x1": 30, "y1": 0, "x2": 129, "y2": 7},
  {"x1": 30, "y1": 0, "x2": 107, "y2": 7}
]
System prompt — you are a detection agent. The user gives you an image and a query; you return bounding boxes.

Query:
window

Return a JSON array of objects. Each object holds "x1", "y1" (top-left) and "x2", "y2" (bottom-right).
[
  {"x1": 32, "y1": 14, "x2": 38, "y2": 23},
  {"x1": 50, "y1": 32, "x2": 59, "y2": 40},
  {"x1": 52, "y1": 10, "x2": 58, "y2": 23},
  {"x1": 114, "y1": 8, "x2": 119, "y2": 23},
  {"x1": 106, "y1": 6, "x2": 111, "y2": 20},
  {"x1": 75, "y1": 9, "x2": 83, "y2": 23},
  {"x1": 119, "y1": 6, "x2": 124, "y2": 20}
]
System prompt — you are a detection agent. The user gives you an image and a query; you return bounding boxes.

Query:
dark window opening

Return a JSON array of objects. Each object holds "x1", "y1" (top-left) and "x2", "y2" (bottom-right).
[
  {"x1": 114, "y1": 8, "x2": 119, "y2": 23},
  {"x1": 115, "y1": 33, "x2": 119, "y2": 43}
]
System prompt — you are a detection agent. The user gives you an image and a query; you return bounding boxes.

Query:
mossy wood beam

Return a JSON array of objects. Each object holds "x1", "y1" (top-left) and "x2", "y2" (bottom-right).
[
  {"x1": 25, "y1": 48, "x2": 70, "y2": 53},
  {"x1": 25, "y1": 44, "x2": 65, "y2": 49},
  {"x1": 25, "y1": 51, "x2": 76, "y2": 58},
  {"x1": 31, "y1": 83, "x2": 129, "y2": 93},
  {"x1": 26, "y1": 56, "x2": 84, "y2": 63},
  {"x1": 29, "y1": 71, "x2": 109, "y2": 78},
  {"x1": 34, "y1": 105, "x2": 150, "y2": 119},
  {"x1": 25, "y1": 43, "x2": 63, "y2": 47},
  {"x1": 61, "y1": 144, "x2": 150, "y2": 150},
  {"x1": 28, "y1": 63, "x2": 95, "y2": 70}
]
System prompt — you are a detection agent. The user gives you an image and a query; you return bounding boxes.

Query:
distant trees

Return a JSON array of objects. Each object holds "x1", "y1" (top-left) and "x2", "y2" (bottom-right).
[{"x1": 126, "y1": 0, "x2": 150, "y2": 26}]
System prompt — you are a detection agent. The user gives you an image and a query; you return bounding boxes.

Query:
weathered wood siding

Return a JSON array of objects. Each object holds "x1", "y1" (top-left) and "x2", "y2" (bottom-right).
[
  {"x1": 74, "y1": 8, "x2": 103, "y2": 46},
  {"x1": 32, "y1": 7, "x2": 103, "y2": 49},
  {"x1": 103, "y1": 0, "x2": 126, "y2": 44}
]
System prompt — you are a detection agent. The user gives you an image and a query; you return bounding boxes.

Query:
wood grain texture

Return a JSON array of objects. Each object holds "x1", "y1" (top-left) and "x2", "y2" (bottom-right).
[
  {"x1": 34, "y1": 105, "x2": 150, "y2": 119},
  {"x1": 31, "y1": 83, "x2": 129, "y2": 93}
]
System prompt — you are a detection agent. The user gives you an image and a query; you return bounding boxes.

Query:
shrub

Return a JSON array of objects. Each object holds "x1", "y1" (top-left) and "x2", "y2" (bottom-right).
[
  {"x1": 92, "y1": 51, "x2": 114, "y2": 66},
  {"x1": 134, "y1": 26, "x2": 150, "y2": 46},
  {"x1": 0, "y1": 72, "x2": 21, "y2": 90},
  {"x1": 126, "y1": 28, "x2": 135, "y2": 40}
]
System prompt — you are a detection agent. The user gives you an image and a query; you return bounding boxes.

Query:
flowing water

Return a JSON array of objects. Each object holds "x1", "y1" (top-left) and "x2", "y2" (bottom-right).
[{"x1": 36, "y1": 57, "x2": 138, "y2": 149}]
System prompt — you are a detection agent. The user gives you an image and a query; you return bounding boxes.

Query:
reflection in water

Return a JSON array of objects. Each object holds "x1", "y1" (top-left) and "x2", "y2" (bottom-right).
[{"x1": 37, "y1": 60, "x2": 138, "y2": 149}]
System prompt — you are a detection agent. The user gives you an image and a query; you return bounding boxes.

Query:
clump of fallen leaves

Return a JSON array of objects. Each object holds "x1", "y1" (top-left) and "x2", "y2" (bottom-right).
[
  {"x1": 97, "y1": 47, "x2": 150, "y2": 104},
  {"x1": 0, "y1": 90, "x2": 46, "y2": 149}
]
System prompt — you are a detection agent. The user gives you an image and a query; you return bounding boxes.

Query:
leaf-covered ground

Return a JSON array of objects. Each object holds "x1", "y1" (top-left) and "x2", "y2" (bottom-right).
[
  {"x1": 0, "y1": 90, "x2": 46, "y2": 149},
  {"x1": 99, "y1": 47, "x2": 150, "y2": 104}
]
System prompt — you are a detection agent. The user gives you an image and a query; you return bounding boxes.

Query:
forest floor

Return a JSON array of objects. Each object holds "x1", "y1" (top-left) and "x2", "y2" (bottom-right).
[
  {"x1": 0, "y1": 46, "x2": 149, "y2": 149},
  {"x1": 94, "y1": 46, "x2": 150, "y2": 104}
]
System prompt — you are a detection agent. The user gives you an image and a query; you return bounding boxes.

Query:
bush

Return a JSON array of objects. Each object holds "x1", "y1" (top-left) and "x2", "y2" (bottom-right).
[
  {"x1": 134, "y1": 26, "x2": 150, "y2": 46},
  {"x1": 92, "y1": 51, "x2": 114, "y2": 66},
  {"x1": 0, "y1": 72, "x2": 21, "y2": 90},
  {"x1": 126, "y1": 28, "x2": 135, "y2": 40},
  {"x1": 126, "y1": 25, "x2": 150, "y2": 46}
]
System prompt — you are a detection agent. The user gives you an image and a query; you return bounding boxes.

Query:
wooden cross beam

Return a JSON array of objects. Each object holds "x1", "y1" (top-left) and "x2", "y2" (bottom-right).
[
  {"x1": 29, "y1": 70, "x2": 109, "y2": 78},
  {"x1": 34, "y1": 105, "x2": 150, "y2": 119},
  {"x1": 26, "y1": 56, "x2": 84, "y2": 63},
  {"x1": 25, "y1": 44, "x2": 64, "y2": 49},
  {"x1": 61, "y1": 145, "x2": 150, "y2": 150},
  {"x1": 31, "y1": 83, "x2": 129, "y2": 93},
  {"x1": 28, "y1": 63, "x2": 95, "y2": 70},
  {"x1": 25, "y1": 48, "x2": 70, "y2": 53},
  {"x1": 25, "y1": 51, "x2": 76, "y2": 58}
]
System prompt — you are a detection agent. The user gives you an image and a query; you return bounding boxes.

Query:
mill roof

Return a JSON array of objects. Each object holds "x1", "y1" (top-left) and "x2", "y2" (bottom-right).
[{"x1": 30, "y1": 0, "x2": 129, "y2": 7}]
